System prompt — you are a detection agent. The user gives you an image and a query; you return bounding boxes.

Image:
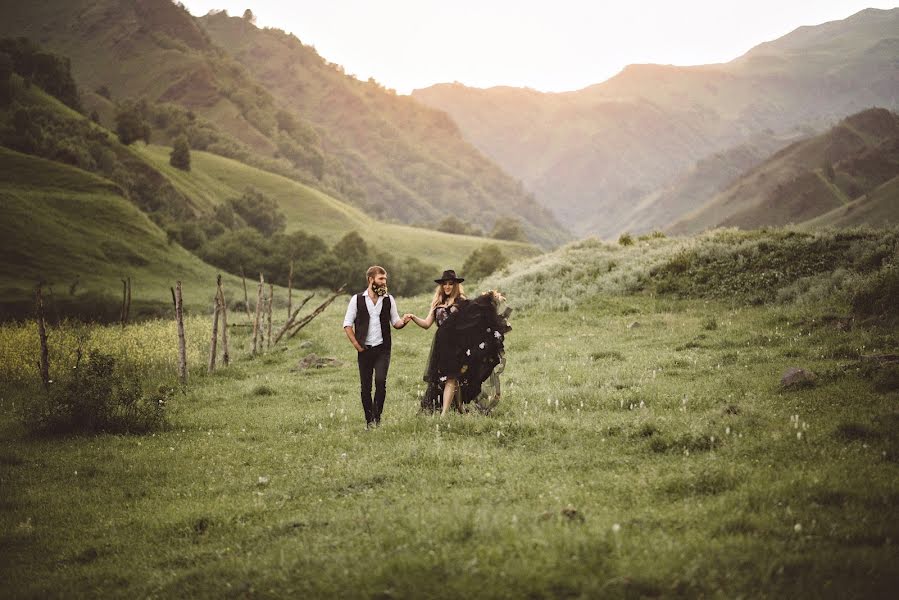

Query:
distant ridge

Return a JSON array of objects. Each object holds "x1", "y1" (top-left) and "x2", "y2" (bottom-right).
[
  {"x1": 668, "y1": 108, "x2": 899, "y2": 233},
  {"x1": 413, "y1": 8, "x2": 899, "y2": 237}
]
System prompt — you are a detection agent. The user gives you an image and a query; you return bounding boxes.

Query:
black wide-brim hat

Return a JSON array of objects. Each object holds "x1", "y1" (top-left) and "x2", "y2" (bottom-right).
[{"x1": 435, "y1": 269, "x2": 464, "y2": 284}]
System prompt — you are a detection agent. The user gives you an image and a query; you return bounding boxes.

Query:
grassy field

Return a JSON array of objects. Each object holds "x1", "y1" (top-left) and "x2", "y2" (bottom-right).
[{"x1": 1, "y1": 275, "x2": 896, "y2": 597}]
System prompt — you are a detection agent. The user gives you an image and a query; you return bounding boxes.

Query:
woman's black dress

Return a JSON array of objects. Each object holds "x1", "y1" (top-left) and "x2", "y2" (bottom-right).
[{"x1": 419, "y1": 292, "x2": 512, "y2": 413}]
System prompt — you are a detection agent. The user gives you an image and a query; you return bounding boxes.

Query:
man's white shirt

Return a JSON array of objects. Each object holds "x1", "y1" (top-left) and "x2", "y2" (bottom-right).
[{"x1": 343, "y1": 291, "x2": 401, "y2": 347}]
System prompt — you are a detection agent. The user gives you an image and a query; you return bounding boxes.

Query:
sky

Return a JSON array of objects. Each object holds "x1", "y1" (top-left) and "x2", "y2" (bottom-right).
[{"x1": 180, "y1": 1, "x2": 898, "y2": 94}]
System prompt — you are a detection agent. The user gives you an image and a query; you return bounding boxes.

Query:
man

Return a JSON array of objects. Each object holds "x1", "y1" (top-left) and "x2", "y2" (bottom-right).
[{"x1": 342, "y1": 265, "x2": 409, "y2": 428}]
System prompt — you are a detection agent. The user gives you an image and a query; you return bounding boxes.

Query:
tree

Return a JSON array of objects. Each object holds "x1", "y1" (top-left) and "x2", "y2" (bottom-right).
[
  {"x1": 332, "y1": 231, "x2": 371, "y2": 289},
  {"x1": 490, "y1": 217, "x2": 528, "y2": 242},
  {"x1": 0, "y1": 52, "x2": 12, "y2": 108},
  {"x1": 170, "y1": 135, "x2": 191, "y2": 171},
  {"x1": 463, "y1": 244, "x2": 510, "y2": 281},
  {"x1": 114, "y1": 101, "x2": 150, "y2": 145},
  {"x1": 228, "y1": 187, "x2": 286, "y2": 236}
]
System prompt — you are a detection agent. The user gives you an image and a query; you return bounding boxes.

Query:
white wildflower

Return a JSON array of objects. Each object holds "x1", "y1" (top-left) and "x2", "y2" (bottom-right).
[{"x1": 612, "y1": 523, "x2": 621, "y2": 533}]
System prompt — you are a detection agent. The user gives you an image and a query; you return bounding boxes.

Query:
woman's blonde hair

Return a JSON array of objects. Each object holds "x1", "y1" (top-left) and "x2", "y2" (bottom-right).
[{"x1": 431, "y1": 281, "x2": 465, "y2": 308}]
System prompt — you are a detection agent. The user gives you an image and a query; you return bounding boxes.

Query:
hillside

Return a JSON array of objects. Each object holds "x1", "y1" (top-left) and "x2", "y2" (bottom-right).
[
  {"x1": 0, "y1": 0, "x2": 568, "y2": 247},
  {"x1": 198, "y1": 12, "x2": 567, "y2": 247},
  {"x1": 0, "y1": 68, "x2": 539, "y2": 318},
  {"x1": 135, "y1": 144, "x2": 541, "y2": 268},
  {"x1": 668, "y1": 108, "x2": 899, "y2": 234},
  {"x1": 0, "y1": 146, "x2": 228, "y2": 319},
  {"x1": 804, "y1": 174, "x2": 899, "y2": 229},
  {"x1": 413, "y1": 8, "x2": 899, "y2": 237},
  {"x1": 609, "y1": 129, "x2": 807, "y2": 236}
]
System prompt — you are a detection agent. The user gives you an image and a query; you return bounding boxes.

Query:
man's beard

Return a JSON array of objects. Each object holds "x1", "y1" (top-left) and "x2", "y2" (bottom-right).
[{"x1": 372, "y1": 283, "x2": 388, "y2": 297}]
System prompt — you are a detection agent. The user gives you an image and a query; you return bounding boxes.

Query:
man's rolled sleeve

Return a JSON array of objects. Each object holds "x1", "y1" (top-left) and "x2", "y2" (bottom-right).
[{"x1": 343, "y1": 295, "x2": 357, "y2": 328}]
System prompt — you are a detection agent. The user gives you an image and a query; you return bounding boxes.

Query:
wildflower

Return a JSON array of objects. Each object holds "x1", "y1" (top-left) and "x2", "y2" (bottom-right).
[
  {"x1": 479, "y1": 342, "x2": 486, "y2": 349},
  {"x1": 466, "y1": 349, "x2": 471, "y2": 356},
  {"x1": 794, "y1": 523, "x2": 802, "y2": 533},
  {"x1": 612, "y1": 523, "x2": 621, "y2": 533}
]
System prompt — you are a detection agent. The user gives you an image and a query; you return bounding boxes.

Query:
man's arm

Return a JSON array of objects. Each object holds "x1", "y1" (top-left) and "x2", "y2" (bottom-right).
[
  {"x1": 342, "y1": 296, "x2": 364, "y2": 352},
  {"x1": 344, "y1": 326, "x2": 364, "y2": 352},
  {"x1": 390, "y1": 295, "x2": 406, "y2": 329}
]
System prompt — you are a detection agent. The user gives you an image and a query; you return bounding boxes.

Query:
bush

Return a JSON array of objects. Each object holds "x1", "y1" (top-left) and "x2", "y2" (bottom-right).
[
  {"x1": 169, "y1": 134, "x2": 190, "y2": 171},
  {"x1": 115, "y1": 99, "x2": 151, "y2": 145},
  {"x1": 24, "y1": 350, "x2": 171, "y2": 435},
  {"x1": 463, "y1": 244, "x2": 510, "y2": 281},
  {"x1": 618, "y1": 232, "x2": 634, "y2": 246},
  {"x1": 228, "y1": 187, "x2": 286, "y2": 236},
  {"x1": 851, "y1": 263, "x2": 899, "y2": 320},
  {"x1": 490, "y1": 217, "x2": 527, "y2": 242}
]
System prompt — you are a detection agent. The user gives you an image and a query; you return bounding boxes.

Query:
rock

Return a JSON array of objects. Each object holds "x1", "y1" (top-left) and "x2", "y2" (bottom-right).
[
  {"x1": 781, "y1": 367, "x2": 816, "y2": 388},
  {"x1": 627, "y1": 321, "x2": 641, "y2": 329},
  {"x1": 298, "y1": 341, "x2": 313, "y2": 349},
  {"x1": 292, "y1": 353, "x2": 344, "y2": 371}
]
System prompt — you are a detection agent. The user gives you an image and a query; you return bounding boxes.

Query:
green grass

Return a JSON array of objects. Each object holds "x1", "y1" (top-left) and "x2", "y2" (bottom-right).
[
  {"x1": 0, "y1": 147, "x2": 235, "y2": 318},
  {"x1": 0, "y1": 288, "x2": 897, "y2": 597}
]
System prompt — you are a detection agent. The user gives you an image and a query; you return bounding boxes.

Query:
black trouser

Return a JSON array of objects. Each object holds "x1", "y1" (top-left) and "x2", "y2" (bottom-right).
[{"x1": 357, "y1": 344, "x2": 390, "y2": 425}]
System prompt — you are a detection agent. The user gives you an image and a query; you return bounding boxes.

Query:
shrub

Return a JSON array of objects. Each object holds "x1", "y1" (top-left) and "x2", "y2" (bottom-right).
[
  {"x1": 24, "y1": 350, "x2": 171, "y2": 435},
  {"x1": 463, "y1": 244, "x2": 510, "y2": 281},
  {"x1": 169, "y1": 134, "x2": 190, "y2": 171},
  {"x1": 618, "y1": 232, "x2": 634, "y2": 246},
  {"x1": 851, "y1": 263, "x2": 899, "y2": 320},
  {"x1": 115, "y1": 100, "x2": 151, "y2": 145}
]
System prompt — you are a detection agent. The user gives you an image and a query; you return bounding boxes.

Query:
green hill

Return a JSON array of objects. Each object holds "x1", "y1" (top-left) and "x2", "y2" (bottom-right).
[
  {"x1": 668, "y1": 108, "x2": 899, "y2": 234},
  {"x1": 0, "y1": 0, "x2": 568, "y2": 247},
  {"x1": 134, "y1": 144, "x2": 540, "y2": 269},
  {"x1": 0, "y1": 146, "x2": 228, "y2": 319}
]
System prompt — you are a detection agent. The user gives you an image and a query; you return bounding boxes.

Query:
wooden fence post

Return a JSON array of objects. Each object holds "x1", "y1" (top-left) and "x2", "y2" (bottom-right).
[
  {"x1": 207, "y1": 279, "x2": 220, "y2": 374},
  {"x1": 174, "y1": 281, "x2": 187, "y2": 385},
  {"x1": 241, "y1": 266, "x2": 252, "y2": 322},
  {"x1": 125, "y1": 277, "x2": 132, "y2": 325},
  {"x1": 287, "y1": 261, "x2": 293, "y2": 320},
  {"x1": 36, "y1": 283, "x2": 50, "y2": 390},
  {"x1": 266, "y1": 283, "x2": 273, "y2": 350},
  {"x1": 252, "y1": 273, "x2": 264, "y2": 356},
  {"x1": 120, "y1": 279, "x2": 127, "y2": 329},
  {"x1": 217, "y1": 275, "x2": 230, "y2": 366}
]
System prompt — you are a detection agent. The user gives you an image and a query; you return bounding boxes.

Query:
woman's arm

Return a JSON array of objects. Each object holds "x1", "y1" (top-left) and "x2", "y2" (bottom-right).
[{"x1": 411, "y1": 306, "x2": 436, "y2": 329}]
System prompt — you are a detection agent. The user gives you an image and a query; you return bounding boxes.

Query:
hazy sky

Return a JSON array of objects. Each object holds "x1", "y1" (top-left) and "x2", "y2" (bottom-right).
[{"x1": 181, "y1": 1, "x2": 897, "y2": 94}]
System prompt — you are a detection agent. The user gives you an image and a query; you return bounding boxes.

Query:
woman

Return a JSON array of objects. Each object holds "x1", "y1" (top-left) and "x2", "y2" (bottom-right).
[{"x1": 405, "y1": 269, "x2": 511, "y2": 416}]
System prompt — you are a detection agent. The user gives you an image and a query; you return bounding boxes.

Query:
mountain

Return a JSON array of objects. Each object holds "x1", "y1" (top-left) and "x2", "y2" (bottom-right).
[
  {"x1": 608, "y1": 129, "x2": 808, "y2": 236},
  {"x1": 668, "y1": 108, "x2": 899, "y2": 233},
  {"x1": 0, "y1": 0, "x2": 568, "y2": 247},
  {"x1": 0, "y1": 67, "x2": 539, "y2": 317},
  {"x1": 413, "y1": 8, "x2": 899, "y2": 237}
]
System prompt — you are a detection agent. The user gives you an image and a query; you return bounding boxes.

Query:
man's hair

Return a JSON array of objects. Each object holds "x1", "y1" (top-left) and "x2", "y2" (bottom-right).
[{"x1": 366, "y1": 265, "x2": 387, "y2": 280}]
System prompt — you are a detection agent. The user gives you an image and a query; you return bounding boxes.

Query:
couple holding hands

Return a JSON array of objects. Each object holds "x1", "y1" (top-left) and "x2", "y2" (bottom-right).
[{"x1": 342, "y1": 265, "x2": 511, "y2": 427}]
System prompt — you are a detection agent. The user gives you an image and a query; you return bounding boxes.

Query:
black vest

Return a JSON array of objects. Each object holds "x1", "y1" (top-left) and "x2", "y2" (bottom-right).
[{"x1": 354, "y1": 293, "x2": 392, "y2": 349}]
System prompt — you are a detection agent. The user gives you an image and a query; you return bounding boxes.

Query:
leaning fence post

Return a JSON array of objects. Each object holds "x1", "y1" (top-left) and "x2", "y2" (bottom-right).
[
  {"x1": 36, "y1": 283, "x2": 50, "y2": 390},
  {"x1": 217, "y1": 275, "x2": 230, "y2": 367},
  {"x1": 174, "y1": 281, "x2": 188, "y2": 385},
  {"x1": 252, "y1": 273, "x2": 264, "y2": 356},
  {"x1": 207, "y1": 279, "x2": 220, "y2": 374}
]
